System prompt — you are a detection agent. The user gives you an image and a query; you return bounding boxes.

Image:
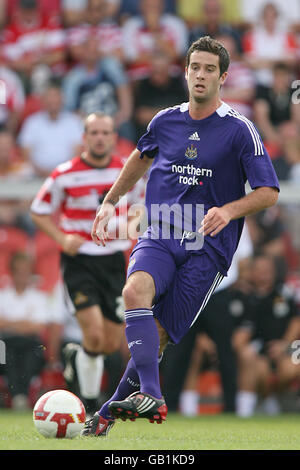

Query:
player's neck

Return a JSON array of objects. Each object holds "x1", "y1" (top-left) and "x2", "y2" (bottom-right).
[{"x1": 188, "y1": 97, "x2": 223, "y2": 121}]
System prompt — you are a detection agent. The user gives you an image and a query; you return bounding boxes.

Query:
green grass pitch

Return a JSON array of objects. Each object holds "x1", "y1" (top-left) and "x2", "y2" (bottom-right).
[{"x1": 0, "y1": 411, "x2": 300, "y2": 450}]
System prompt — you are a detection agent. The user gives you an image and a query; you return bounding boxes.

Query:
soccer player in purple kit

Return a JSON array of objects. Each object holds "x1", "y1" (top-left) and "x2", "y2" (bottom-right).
[{"x1": 82, "y1": 36, "x2": 280, "y2": 437}]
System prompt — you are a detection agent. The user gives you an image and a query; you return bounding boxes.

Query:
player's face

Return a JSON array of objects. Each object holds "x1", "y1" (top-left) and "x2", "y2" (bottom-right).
[
  {"x1": 84, "y1": 116, "x2": 116, "y2": 160},
  {"x1": 185, "y1": 51, "x2": 227, "y2": 104}
]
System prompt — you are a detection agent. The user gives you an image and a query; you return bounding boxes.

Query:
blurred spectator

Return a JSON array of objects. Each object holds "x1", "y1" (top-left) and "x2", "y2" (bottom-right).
[
  {"x1": 247, "y1": 207, "x2": 286, "y2": 261},
  {"x1": 62, "y1": 0, "x2": 88, "y2": 27},
  {"x1": 5, "y1": 0, "x2": 61, "y2": 24},
  {"x1": 189, "y1": 0, "x2": 242, "y2": 52},
  {"x1": 62, "y1": 0, "x2": 120, "y2": 27},
  {"x1": 119, "y1": 0, "x2": 176, "y2": 24},
  {"x1": 240, "y1": 0, "x2": 300, "y2": 33},
  {"x1": 122, "y1": 0, "x2": 188, "y2": 81},
  {"x1": 0, "y1": 252, "x2": 51, "y2": 409},
  {"x1": 63, "y1": 35, "x2": 133, "y2": 140},
  {"x1": 2, "y1": 0, "x2": 66, "y2": 94},
  {"x1": 0, "y1": 128, "x2": 31, "y2": 179},
  {"x1": 18, "y1": 81, "x2": 83, "y2": 177},
  {"x1": 0, "y1": 61, "x2": 26, "y2": 134},
  {"x1": 104, "y1": 0, "x2": 122, "y2": 20},
  {"x1": 233, "y1": 254, "x2": 300, "y2": 417},
  {"x1": 0, "y1": 129, "x2": 33, "y2": 236},
  {"x1": 242, "y1": 2, "x2": 298, "y2": 87},
  {"x1": 162, "y1": 223, "x2": 254, "y2": 415},
  {"x1": 134, "y1": 52, "x2": 187, "y2": 138},
  {"x1": 66, "y1": 0, "x2": 124, "y2": 64},
  {"x1": 177, "y1": 0, "x2": 242, "y2": 30},
  {"x1": 216, "y1": 33, "x2": 255, "y2": 118},
  {"x1": 266, "y1": 121, "x2": 300, "y2": 181},
  {"x1": 253, "y1": 63, "x2": 300, "y2": 155},
  {"x1": 287, "y1": 141, "x2": 300, "y2": 183},
  {"x1": 0, "y1": 2, "x2": 6, "y2": 28}
]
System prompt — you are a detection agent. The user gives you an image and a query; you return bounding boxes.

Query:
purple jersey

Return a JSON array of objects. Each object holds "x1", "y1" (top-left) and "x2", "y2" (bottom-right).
[{"x1": 137, "y1": 101, "x2": 280, "y2": 275}]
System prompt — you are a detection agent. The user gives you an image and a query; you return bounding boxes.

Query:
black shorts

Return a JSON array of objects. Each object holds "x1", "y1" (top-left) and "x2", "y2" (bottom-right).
[{"x1": 61, "y1": 252, "x2": 126, "y2": 324}]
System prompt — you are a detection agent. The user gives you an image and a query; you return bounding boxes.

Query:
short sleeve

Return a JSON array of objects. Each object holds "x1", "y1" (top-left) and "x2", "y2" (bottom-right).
[
  {"x1": 136, "y1": 114, "x2": 159, "y2": 159},
  {"x1": 31, "y1": 173, "x2": 64, "y2": 215},
  {"x1": 237, "y1": 122, "x2": 280, "y2": 192}
]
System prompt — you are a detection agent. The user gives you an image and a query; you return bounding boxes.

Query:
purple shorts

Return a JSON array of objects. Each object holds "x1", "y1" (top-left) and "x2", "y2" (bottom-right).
[{"x1": 127, "y1": 226, "x2": 223, "y2": 344}]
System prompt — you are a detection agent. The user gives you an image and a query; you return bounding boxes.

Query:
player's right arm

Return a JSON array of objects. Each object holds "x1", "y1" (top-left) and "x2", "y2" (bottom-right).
[
  {"x1": 30, "y1": 212, "x2": 85, "y2": 256},
  {"x1": 30, "y1": 172, "x2": 86, "y2": 256},
  {"x1": 91, "y1": 148, "x2": 153, "y2": 246}
]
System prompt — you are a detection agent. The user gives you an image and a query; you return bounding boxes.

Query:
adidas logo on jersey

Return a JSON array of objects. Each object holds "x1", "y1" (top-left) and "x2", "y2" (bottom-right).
[{"x1": 189, "y1": 132, "x2": 200, "y2": 141}]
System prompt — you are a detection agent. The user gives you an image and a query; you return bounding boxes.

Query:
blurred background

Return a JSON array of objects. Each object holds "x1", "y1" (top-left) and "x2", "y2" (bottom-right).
[{"x1": 0, "y1": 0, "x2": 300, "y2": 417}]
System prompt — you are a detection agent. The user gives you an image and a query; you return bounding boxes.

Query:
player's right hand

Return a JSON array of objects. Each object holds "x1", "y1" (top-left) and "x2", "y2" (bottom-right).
[
  {"x1": 61, "y1": 234, "x2": 86, "y2": 256},
  {"x1": 91, "y1": 202, "x2": 115, "y2": 246}
]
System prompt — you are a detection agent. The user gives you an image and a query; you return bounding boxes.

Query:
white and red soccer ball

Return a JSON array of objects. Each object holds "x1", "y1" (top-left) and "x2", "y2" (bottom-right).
[{"x1": 33, "y1": 390, "x2": 86, "y2": 438}]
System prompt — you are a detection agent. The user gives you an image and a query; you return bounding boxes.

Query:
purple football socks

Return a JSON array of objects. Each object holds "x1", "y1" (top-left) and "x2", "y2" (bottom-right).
[{"x1": 124, "y1": 308, "x2": 161, "y2": 399}]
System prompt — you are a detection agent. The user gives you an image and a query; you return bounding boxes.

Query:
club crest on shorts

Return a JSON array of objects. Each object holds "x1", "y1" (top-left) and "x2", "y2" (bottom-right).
[{"x1": 185, "y1": 144, "x2": 197, "y2": 160}]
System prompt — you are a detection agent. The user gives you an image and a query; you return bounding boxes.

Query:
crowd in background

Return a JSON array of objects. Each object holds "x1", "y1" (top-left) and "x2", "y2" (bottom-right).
[{"x1": 0, "y1": 0, "x2": 300, "y2": 415}]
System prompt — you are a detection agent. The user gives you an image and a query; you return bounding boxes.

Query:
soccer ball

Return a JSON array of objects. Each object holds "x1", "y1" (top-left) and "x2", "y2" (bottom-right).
[{"x1": 33, "y1": 389, "x2": 86, "y2": 438}]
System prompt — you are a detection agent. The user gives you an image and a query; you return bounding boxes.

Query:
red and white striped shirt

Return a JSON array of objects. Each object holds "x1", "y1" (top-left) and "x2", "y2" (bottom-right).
[
  {"x1": 0, "y1": 65, "x2": 25, "y2": 124},
  {"x1": 31, "y1": 155, "x2": 144, "y2": 255},
  {"x1": 2, "y1": 13, "x2": 65, "y2": 73},
  {"x1": 66, "y1": 22, "x2": 123, "y2": 57}
]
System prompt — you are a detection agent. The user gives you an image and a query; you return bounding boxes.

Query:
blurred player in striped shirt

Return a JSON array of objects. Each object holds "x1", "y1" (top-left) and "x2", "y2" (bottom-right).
[{"x1": 30, "y1": 112, "x2": 144, "y2": 418}]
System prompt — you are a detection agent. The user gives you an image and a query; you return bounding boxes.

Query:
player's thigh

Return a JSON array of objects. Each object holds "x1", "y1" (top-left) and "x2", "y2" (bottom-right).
[
  {"x1": 61, "y1": 253, "x2": 100, "y2": 313},
  {"x1": 153, "y1": 252, "x2": 222, "y2": 344}
]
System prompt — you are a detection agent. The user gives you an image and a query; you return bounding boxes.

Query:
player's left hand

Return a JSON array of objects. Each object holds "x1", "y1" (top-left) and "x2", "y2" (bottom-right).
[{"x1": 198, "y1": 206, "x2": 231, "y2": 237}]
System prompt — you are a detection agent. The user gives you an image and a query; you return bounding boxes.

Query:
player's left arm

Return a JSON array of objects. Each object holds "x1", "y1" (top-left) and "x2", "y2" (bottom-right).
[
  {"x1": 200, "y1": 121, "x2": 280, "y2": 238},
  {"x1": 199, "y1": 186, "x2": 279, "y2": 237}
]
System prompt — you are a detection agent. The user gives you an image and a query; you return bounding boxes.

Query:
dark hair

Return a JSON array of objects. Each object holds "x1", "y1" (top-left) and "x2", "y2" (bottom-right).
[{"x1": 186, "y1": 36, "x2": 230, "y2": 76}]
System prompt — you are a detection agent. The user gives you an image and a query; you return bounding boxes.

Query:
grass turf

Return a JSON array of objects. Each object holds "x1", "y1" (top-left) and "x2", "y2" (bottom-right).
[{"x1": 0, "y1": 411, "x2": 300, "y2": 450}]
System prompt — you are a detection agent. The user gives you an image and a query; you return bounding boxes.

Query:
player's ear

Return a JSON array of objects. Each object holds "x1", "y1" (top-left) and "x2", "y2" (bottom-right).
[{"x1": 219, "y1": 71, "x2": 228, "y2": 87}]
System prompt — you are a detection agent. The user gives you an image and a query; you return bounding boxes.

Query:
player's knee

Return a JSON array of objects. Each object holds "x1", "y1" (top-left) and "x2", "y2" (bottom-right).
[
  {"x1": 122, "y1": 281, "x2": 145, "y2": 308},
  {"x1": 122, "y1": 273, "x2": 155, "y2": 309},
  {"x1": 102, "y1": 336, "x2": 122, "y2": 355},
  {"x1": 83, "y1": 327, "x2": 104, "y2": 353}
]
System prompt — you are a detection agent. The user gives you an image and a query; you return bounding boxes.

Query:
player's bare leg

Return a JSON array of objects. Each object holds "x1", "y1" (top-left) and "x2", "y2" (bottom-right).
[{"x1": 64, "y1": 305, "x2": 124, "y2": 417}]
